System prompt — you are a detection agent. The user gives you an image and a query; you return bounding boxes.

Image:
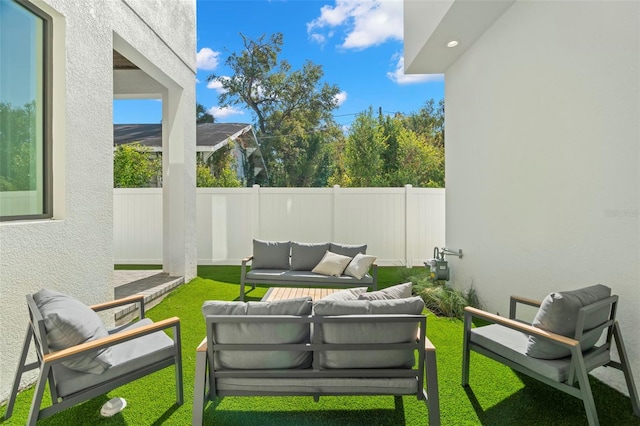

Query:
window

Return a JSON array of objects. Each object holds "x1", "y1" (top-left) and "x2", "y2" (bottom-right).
[{"x1": 0, "y1": 0, "x2": 51, "y2": 220}]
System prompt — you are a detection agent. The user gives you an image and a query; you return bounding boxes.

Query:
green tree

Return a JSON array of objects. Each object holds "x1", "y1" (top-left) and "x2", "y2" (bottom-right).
[
  {"x1": 196, "y1": 102, "x2": 214, "y2": 124},
  {"x1": 393, "y1": 126, "x2": 444, "y2": 187},
  {"x1": 196, "y1": 141, "x2": 242, "y2": 188},
  {"x1": 113, "y1": 143, "x2": 160, "y2": 188},
  {"x1": 333, "y1": 107, "x2": 386, "y2": 187},
  {"x1": 0, "y1": 102, "x2": 37, "y2": 191},
  {"x1": 208, "y1": 32, "x2": 341, "y2": 187},
  {"x1": 402, "y1": 99, "x2": 445, "y2": 147}
]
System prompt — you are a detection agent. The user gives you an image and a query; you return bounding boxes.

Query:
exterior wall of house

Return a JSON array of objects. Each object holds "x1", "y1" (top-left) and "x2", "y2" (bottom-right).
[
  {"x1": 0, "y1": 0, "x2": 196, "y2": 402},
  {"x1": 444, "y1": 1, "x2": 639, "y2": 394}
]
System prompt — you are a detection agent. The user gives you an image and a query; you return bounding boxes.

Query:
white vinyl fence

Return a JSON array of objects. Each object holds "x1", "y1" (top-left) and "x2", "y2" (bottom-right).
[{"x1": 114, "y1": 185, "x2": 445, "y2": 267}]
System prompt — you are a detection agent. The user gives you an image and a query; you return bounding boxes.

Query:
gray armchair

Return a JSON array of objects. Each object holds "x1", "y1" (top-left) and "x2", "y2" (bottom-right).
[
  {"x1": 462, "y1": 284, "x2": 640, "y2": 426},
  {"x1": 4, "y1": 289, "x2": 183, "y2": 425}
]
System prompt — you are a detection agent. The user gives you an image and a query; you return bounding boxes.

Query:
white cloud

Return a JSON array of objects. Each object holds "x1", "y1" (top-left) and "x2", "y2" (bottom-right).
[
  {"x1": 334, "y1": 91, "x2": 348, "y2": 106},
  {"x1": 386, "y1": 55, "x2": 443, "y2": 85},
  {"x1": 207, "y1": 106, "x2": 244, "y2": 119},
  {"x1": 307, "y1": 0, "x2": 403, "y2": 50},
  {"x1": 206, "y1": 76, "x2": 229, "y2": 94},
  {"x1": 196, "y1": 47, "x2": 220, "y2": 70}
]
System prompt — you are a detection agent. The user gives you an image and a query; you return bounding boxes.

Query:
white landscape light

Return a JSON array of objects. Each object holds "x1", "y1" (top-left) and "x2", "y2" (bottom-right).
[{"x1": 446, "y1": 40, "x2": 459, "y2": 48}]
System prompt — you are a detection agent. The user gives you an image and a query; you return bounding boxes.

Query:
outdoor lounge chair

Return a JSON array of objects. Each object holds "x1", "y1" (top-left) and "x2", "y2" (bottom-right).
[
  {"x1": 4, "y1": 289, "x2": 183, "y2": 426},
  {"x1": 462, "y1": 284, "x2": 640, "y2": 426}
]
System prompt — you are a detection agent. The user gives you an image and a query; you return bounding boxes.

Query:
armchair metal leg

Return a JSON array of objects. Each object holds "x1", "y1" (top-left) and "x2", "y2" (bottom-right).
[
  {"x1": 4, "y1": 326, "x2": 34, "y2": 420},
  {"x1": 573, "y1": 348, "x2": 599, "y2": 426},
  {"x1": 26, "y1": 364, "x2": 51, "y2": 426},
  {"x1": 613, "y1": 322, "x2": 640, "y2": 417},
  {"x1": 192, "y1": 339, "x2": 208, "y2": 425},
  {"x1": 461, "y1": 313, "x2": 472, "y2": 387},
  {"x1": 174, "y1": 323, "x2": 184, "y2": 406}
]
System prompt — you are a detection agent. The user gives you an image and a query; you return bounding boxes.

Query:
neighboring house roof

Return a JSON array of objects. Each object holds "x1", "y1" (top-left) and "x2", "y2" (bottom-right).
[{"x1": 113, "y1": 123, "x2": 267, "y2": 180}]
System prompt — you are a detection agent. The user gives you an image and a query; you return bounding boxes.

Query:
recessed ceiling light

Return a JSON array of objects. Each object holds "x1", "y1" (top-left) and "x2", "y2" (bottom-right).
[{"x1": 446, "y1": 40, "x2": 459, "y2": 48}]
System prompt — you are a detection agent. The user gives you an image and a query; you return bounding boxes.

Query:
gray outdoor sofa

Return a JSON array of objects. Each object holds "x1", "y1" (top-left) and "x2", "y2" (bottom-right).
[
  {"x1": 240, "y1": 240, "x2": 378, "y2": 301},
  {"x1": 193, "y1": 289, "x2": 440, "y2": 425}
]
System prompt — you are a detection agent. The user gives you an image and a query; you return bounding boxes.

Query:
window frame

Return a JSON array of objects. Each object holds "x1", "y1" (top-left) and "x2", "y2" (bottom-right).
[{"x1": 0, "y1": 0, "x2": 53, "y2": 222}]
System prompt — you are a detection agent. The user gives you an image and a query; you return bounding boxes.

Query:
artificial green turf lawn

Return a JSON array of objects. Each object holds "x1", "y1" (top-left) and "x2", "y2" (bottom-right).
[{"x1": 2, "y1": 266, "x2": 639, "y2": 425}]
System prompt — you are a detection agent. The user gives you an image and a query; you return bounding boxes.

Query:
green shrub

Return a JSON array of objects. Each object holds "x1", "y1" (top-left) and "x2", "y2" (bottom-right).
[{"x1": 407, "y1": 270, "x2": 481, "y2": 319}]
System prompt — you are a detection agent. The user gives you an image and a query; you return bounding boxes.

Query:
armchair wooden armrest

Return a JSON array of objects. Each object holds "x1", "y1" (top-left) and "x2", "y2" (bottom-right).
[
  {"x1": 464, "y1": 306, "x2": 578, "y2": 349},
  {"x1": 43, "y1": 317, "x2": 180, "y2": 365},
  {"x1": 90, "y1": 294, "x2": 145, "y2": 312},
  {"x1": 241, "y1": 255, "x2": 254, "y2": 264},
  {"x1": 509, "y1": 295, "x2": 542, "y2": 320}
]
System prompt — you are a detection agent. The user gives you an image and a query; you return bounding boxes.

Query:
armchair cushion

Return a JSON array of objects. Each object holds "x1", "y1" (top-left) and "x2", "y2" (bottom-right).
[
  {"x1": 202, "y1": 298, "x2": 313, "y2": 369},
  {"x1": 252, "y1": 239, "x2": 291, "y2": 270},
  {"x1": 33, "y1": 289, "x2": 113, "y2": 374},
  {"x1": 526, "y1": 284, "x2": 611, "y2": 359},
  {"x1": 290, "y1": 242, "x2": 330, "y2": 271},
  {"x1": 53, "y1": 318, "x2": 175, "y2": 397}
]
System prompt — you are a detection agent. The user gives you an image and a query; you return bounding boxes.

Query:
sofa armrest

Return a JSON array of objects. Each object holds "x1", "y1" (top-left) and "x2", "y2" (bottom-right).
[
  {"x1": 508, "y1": 295, "x2": 542, "y2": 320},
  {"x1": 371, "y1": 263, "x2": 378, "y2": 290}
]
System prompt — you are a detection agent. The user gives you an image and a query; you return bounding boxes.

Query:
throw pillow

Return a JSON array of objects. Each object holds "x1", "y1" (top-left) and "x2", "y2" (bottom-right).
[
  {"x1": 290, "y1": 242, "x2": 330, "y2": 271},
  {"x1": 251, "y1": 239, "x2": 291, "y2": 270},
  {"x1": 344, "y1": 253, "x2": 376, "y2": 279},
  {"x1": 358, "y1": 282, "x2": 413, "y2": 300},
  {"x1": 329, "y1": 242, "x2": 367, "y2": 258},
  {"x1": 321, "y1": 287, "x2": 369, "y2": 301},
  {"x1": 312, "y1": 250, "x2": 352, "y2": 277},
  {"x1": 525, "y1": 284, "x2": 612, "y2": 359},
  {"x1": 33, "y1": 289, "x2": 113, "y2": 374}
]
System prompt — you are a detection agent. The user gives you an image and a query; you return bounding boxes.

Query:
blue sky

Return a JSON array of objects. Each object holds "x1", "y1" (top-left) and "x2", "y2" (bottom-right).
[{"x1": 113, "y1": 0, "x2": 444, "y2": 128}]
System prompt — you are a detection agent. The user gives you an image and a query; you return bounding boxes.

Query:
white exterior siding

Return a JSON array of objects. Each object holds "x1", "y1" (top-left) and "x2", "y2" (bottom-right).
[
  {"x1": 439, "y1": 1, "x2": 639, "y2": 394},
  {"x1": 0, "y1": 0, "x2": 196, "y2": 401}
]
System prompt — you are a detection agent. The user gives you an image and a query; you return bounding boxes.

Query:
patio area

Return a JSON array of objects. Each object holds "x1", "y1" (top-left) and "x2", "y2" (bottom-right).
[{"x1": 2, "y1": 266, "x2": 638, "y2": 425}]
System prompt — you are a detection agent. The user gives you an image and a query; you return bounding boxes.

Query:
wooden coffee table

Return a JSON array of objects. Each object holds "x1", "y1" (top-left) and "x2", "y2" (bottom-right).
[{"x1": 261, "y1": 287, "x2": 339, "y2": 302}]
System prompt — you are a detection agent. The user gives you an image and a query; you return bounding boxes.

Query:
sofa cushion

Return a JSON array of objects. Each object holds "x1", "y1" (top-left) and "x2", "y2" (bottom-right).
[
  {"x1": 290, "y1": 242, "x2": 330, "y2": 271},
  {"x1": 322, "y1": 287, "x2": 369, "y2": 301},
  {"x1": 313, "y1": 296, "x2": 425, "y2": 369},
  {"x1": 526, "y1": 284, "x2": 611, "y2": 359},
  {"x1": 358, "y1": 282, "x2": 413, "y2": 300},
  {"x1": 202, "y1": 298, "x2": 313, "y2": 369},
  {"x1": 33, "y1": 289, "x2": 113, "y2": 374},
  {"x1": 245, "y1": 269, "x2": 374, "y2": 285},
  {"x1": 252, "y1": 239, "x2": 291, "y2": 270},
  {"x1": 329, "y1": 243, "x2": 367, "y2": 258},
  {"x1": 312, "y1": 251, "x2": 352, "y2": 277},
  {"x1": 344, "y1": 253, "x2": 376, "y2": 279}
]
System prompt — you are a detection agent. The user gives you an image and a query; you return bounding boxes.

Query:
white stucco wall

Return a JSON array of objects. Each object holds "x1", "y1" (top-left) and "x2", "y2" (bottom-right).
[
  {"x1": 0, "y1": 0, "x2": 196, "y2": 401},
  {"x1": 444, "y1": 1, "x2": 639, "y2": 395}
]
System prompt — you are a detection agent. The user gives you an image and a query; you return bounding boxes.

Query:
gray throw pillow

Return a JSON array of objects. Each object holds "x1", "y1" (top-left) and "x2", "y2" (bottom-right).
[
  {"x1": 526, "y1": 284, "x2": 612, "y2": 359},
  {"x1": 202, "y1": 297, "x2": 313, "y2": 369},
  {"x1": 33, "y1": 289, "x2": 113, "y2": 374},
  {"x1": 290, "y1": 242, "x2": 330, "y2": 271},
  {"x1": 322, "y1": 287, "x2": 369, "y2": 301},
  {"x1": 329, "y1": 242, "x2": 367, "y2": 258},
  {"x1": 358, "y1": 282, "x2": 413, "y2": 300},
  {"x1": 251, "y1": 239, "x2": 291, "y2": 270}
]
